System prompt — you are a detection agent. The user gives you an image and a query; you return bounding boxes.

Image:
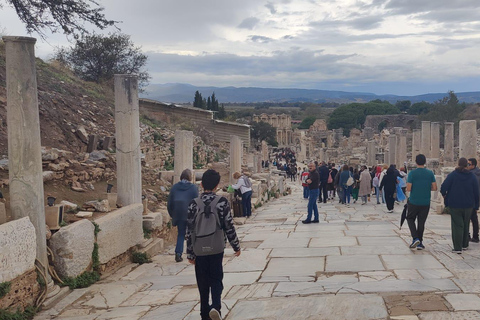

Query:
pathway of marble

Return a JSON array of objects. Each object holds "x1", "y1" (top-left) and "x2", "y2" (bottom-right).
[{"x1": 36, "y1": 182, "x2": 480, "y2": 320}]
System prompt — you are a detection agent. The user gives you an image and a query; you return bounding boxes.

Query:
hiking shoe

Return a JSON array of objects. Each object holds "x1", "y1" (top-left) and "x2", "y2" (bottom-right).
[
  {"x1": 452, "y1": 250, "x2": 462, "y2": 254},
  {"x1": 209, "y1": 308, "x2": 222, "y2": 320},
  {"x1": 312, "y1": 220, "x2": 320, "y2": 223},
  {"x1": 417, "y1": 243, "x2": 425, "y2": 250},
  {"x1": 410, "y1": 238, "x2": 420, "y2": 248},
  {"x1": 302, "y1": 220, "x2": 312, "y2": 224},
  {"x1": 175, "y1": 253, "x2": 183, "y2": 263},
  {"x1": 471, "y1": 238, "x2": 480, "y2": 243}
]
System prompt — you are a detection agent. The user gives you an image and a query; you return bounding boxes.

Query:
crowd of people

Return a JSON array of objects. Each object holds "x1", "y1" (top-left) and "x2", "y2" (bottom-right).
[{"x1": 300, "y1": 155, "x2": 479, "y2": 254}]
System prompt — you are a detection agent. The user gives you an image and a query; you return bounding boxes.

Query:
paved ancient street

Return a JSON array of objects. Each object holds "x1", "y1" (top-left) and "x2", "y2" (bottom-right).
[{"x1": 35, "y1": 181, "x2": 480, "y2": 320}]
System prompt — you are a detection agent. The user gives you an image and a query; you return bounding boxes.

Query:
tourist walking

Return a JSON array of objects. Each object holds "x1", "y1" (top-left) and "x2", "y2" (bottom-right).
[
  {"x1": 318, "y1": 161, "x2": 329, "y2": 203},
  {"x1": 467, "y1": 158, "x2": 480, "y2": 243},
  {"x1": 186, "y1": 169, "x2": 241, "y2": 320},
  {"x1": 335, "y1": 165, "x2": 344, "y2": 204},
  {"x1": 380, "y1": 165, "x2": 397, "y2": 212},
  {"x1": 167, "y1": 169, "x2": 199, "y2": 262},
  {"x1": 302, "y1": 162, "x2": 320, "y2": 224},
  {"x1": 441, "y1": 158, "x2": 479, "y2": 254},
  {"x1": 351, "y1": 168, "x2": 360, "y2": 203},
  {"x1": 372, "y1": 166, "x2": 384, "y2": 204},
  {"x1": 327, "y1": 166, "x2": 335, "y2": 200},
  {"x1": 358, "y1": 165, "x2": 372, "y2": 205},
  {"x1": 301, "y1": 168, "x2": 310, "y2": 199},
  {"x1": 339, "y1": 164, "x2": 353, "y2": 205},
  {"x1": 405, "y1": 154, "x2": 437, "y2": 250},
  {"x1": 231, "y1": 172, "x2": 253, "y2": 218}
]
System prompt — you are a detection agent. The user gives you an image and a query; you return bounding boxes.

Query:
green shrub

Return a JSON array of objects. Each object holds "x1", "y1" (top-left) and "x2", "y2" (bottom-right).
[
  {"x1": 0, "y1": 281, "x2": 11, "y2": 298},
  {"x1": 143, "y1": 228, "x2": 152, "y2": 239},
  {"x1": 62, "y1": 271, "x2": 100, "y2": 289},
  {"x1": 132, "y1": 252, "x2": 151, "y2": 265},
  {"x1": 0, "y1": 306, "x2": 36, "y2": 320}
]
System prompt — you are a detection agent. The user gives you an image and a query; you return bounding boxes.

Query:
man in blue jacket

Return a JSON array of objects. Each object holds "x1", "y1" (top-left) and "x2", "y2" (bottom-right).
[
  {"x1": 167, "y1": 169, "x2": 199, "y2": 262},
  {"x1": 441, "y1": 158, "x2": 480, "y2": 254}
]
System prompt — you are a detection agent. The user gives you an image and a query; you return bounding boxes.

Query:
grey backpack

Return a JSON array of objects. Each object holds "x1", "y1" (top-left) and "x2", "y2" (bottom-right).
[
  {"x1": 242, "y1": 175, "x2": 252, "y2": 188},
  {"x1": 192, "y1": 196, "x2": 225, "y2": 256}
]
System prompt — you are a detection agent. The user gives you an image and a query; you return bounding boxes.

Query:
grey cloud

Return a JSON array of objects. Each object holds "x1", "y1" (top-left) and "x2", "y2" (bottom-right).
[
  {"x1": 238, "y1": 17, "x2": 260, "y2": 30},
  {"x1": 309, "y1": 15, "x2": 384, "y2": 31},
  {"x1": 385, "y1": 0, "x2": 480, "y2": 14},
  {"x1": 249, "y1": 35, "x2": 274, "y2": 43},
  {"x1": 265, "y1": 2, "x2": 277, "y2": 14}
]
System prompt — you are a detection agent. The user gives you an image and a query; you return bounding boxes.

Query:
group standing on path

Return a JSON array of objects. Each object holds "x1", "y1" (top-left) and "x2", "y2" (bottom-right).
[{"x1": 299, "y1": 155, "x2": 480, "y2": 255}]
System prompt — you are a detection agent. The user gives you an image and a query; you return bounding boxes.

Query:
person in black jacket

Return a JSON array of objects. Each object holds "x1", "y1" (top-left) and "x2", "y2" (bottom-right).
[
  {"x1": 303, "y1": 162, "x2": 320, "y2": 224},
  {"x1": 318, "y1": 161, "x2": 329, "y2": 203},
  {"x1": 380, "y1": 165, "x2": 397, "y2": 212}
]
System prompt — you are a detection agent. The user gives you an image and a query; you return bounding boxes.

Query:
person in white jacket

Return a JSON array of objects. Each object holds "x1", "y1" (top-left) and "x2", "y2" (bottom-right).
[{"x1": 232, "y1": 172, "x2": 253, "y2": 217}]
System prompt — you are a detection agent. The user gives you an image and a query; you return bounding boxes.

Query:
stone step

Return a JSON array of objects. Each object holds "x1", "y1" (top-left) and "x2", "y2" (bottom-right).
[
  {"x1": 138, "y1": 238, "x2": 164, "y2": 258},
  {"x1": 42, "y1": 286, "x2": 71, "y2": 310}
]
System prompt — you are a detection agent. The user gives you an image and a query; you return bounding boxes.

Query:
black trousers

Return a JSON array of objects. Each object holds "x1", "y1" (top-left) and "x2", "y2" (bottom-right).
[
  {"x1": 195, "y1": 252, "x2": 224, "y2": 320},
  {"x1": 385, "y1": 191, "x2": 395, "y2": 210},
  {"x1": 407, "y1": 203, "x2": 430, "y2": 242},
  {"x1": 318, "y1": 181, "x2": 328, "y2": 203},
  {"x1": 471, "y1": 209, "x2": 479, "y2": 240}
]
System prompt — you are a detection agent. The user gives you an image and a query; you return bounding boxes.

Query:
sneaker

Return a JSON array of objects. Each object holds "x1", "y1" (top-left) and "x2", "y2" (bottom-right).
[
  {"x1": 312, "y1": 220, "x2": 320, "y2": 223},
  {"x1": 410, "y1": 238, "x2": 420, "y2": 248},
  {"x1": 452, "y1": 250, "x2": 462, "y2": 254},
  {"x1": 471, "y1": 238, "x2": 480, "y2": 243},
  {"x1": 417, "y1": 243, "x2": 425, "y2": 250},
  {"x1": 377, "y1": 202, "x2": 380, "y2": 204},
  {"x1": 175, "y1": 253, "x2": 183, "y2": 263},
  {"x1": 302, "y1": 220, "x2": 312, "y2": 224},
  {"x1": 387, "y1": 210, "x2": 394, "y2": 213},
  {"x1": 209, "y1": 308, "x2": 222, "y2": 320},
  {"x1": 463, "y1": 247, "x2": 468, "y2": 251}
]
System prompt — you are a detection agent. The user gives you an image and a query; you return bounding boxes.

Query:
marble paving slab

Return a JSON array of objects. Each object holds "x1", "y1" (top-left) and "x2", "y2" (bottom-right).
[{"x1": 326, "y1": 255, "x2": 385, "y2": 272}]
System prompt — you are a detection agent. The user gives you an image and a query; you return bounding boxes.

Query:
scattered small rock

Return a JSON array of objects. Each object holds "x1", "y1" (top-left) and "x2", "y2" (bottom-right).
[{"x1": 76, "y1": 211, "x2": 93, "y2": 218}]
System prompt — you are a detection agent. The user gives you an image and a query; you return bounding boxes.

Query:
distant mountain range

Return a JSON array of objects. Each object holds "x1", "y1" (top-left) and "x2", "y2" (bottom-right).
[{"x1": 141, "y1": 83, "x2": 480, "y2": 104}]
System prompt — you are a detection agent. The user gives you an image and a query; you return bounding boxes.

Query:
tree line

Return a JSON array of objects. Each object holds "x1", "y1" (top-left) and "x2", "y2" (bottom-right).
[{"x1": 193, "y1": 91, "x2": 227, "y2": 119}]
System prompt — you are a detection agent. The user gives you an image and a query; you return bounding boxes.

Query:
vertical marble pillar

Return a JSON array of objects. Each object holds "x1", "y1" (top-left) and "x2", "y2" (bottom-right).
[
  {"x1": 114, "y1": 75, "x2": 142, "y2": 206},
  {"x1": 4, "y1": 36, "x2": 48, "y2": 271},
  {"x1": 173, "y1": 130, "x2": 194, "y2": 184},
  {"x1": 367, "y1": 140, "x2": 376, "y2": 166},
  {"x1": 412, "y1": 129, "x2": 421, "y2": 162},
  {"x1": 397, "y1": 129, "x2": 407, "y2": 168},
  {"x1": 444, "y1": 122, "x2": 455, "y2": 166},
  {"x1": 230, "y1": 136, "x2": 243, "y2": 184},
  {"x1": 388, "y1": 135, "x2": 397, "y2": 165},
  {"x1": 261, "y1": 140, "x2": 268, "y2": 161},
  {"x1": 430, "y1": 122, "x2": 440, "y2": 159},
  {"x1": 421, "y1": 121, "x2": 431, "y2": 158},
  {"x1": 459, "y1": 120, "x2": 477, "y2": 159}
]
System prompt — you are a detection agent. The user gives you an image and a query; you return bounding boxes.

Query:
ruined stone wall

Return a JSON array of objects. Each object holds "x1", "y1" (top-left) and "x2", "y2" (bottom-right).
[{"x1": 364, "y1": 114, "x2": 419, "y2": 132}]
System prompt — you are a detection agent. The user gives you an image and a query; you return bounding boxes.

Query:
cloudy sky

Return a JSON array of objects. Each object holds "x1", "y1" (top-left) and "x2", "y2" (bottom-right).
[{"x1": 1, "y1": 0, "x2": 480, "y2": 95}]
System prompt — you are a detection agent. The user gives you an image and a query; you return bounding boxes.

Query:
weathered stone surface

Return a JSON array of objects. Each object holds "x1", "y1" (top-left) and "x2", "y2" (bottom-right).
[
  {"x1": 84, "y1": 200, "x2": 110, "y2": 212},
  {"x1": 0, "y1": 202, "x2": 6, "y2": 224},
  {"x1": 227, "y1": 295, "x2": 388, "y2": 320},
  {"x1": 60, "y1": 200, "x2": 78, "y2": 211},
  {"x1": 459, "y1": 120, "x2": 477, "y2": 159},
  {"x1": 43, "y1": 171, "x2": 55, "y2": 182},
  {"x1": 96, "y1": 203, "x2": 144, "y2": 264},
  {"x1": 142, "y1": 212, "x2": 163, "y2": 231},
  {"x1": 445, "y1": 294, "x2": 480, "y2": 311},
  {"x1": 173, "y1": 130, "x2": 194, "y2": 184},
  {"x1": 50, "y1": 219, "x2": 95, "y2": 278},
  {"x1": 0, "y1": 217, "x2": 36, "y2": 282},
  {"x1": 89, "y1": 150, "x2": 108, "y2": 161},
  {"x1": 76, "y1": 211, "x2": 93, "y2": 218},
  {"x1": 76, "y1": 125, "x2": 89, "y2": 143}
]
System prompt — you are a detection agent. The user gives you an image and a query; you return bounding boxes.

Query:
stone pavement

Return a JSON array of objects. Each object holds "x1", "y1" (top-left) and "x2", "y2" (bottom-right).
[{"x1": 35, "y1": 181, "x2": 480, "y2": 320}]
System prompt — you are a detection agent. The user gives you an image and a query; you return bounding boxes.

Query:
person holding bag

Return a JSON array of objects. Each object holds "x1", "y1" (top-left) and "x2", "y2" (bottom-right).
[
  {"x1": 339, "y1": 164, "x2": 353, "y2": 205},
  {"x1": 231, "y1": 172, "x2": 253, "y2": 218}
]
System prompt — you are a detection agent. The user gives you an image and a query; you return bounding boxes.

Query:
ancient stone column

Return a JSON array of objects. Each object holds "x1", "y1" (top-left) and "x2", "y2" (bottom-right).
[
  {"x1": 173, "y1": 130, "x2": 194, "y2": 184},
  {"x1": 430, "y1": 122, "x2": 440, "y2": 159},
  {"x1": 4, "y1": 36, "x2": 49, "y2": 272},
  {"x1": 114, "y1": 75, "x2": 142, "y2": 206},
  {"x1": 230, "y1": 136, "x2": 243, "y2": 184},
  {"x1": 388, "y1": 135, "x2": 397, "y2": 165},
  {"x1": 397, "y1": 130, "x2": 407, "y2": 168},
  {"x1": 412, "y1": 129, "x2": 421, "y2": 161},
  {"x1": 367, "y1": 140, "x2": 376, "y2": 166},
  {"x1": 444, "y1": 122, "x2": 455, "y2": 166},
  {"x1": 459, "y1": 120, "x2": 477, "y2": 159},
  {"x1": 421, "y1": 121, "x2": 431, "y2": 158},
  {"x1": 261, "y1": 140, "x2": 268, "y2": 161}
]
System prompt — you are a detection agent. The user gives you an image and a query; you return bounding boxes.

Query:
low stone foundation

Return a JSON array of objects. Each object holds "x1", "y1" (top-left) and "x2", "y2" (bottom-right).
[{"x1": 0, "y1": 269, "x2": 40, "y2": 310}]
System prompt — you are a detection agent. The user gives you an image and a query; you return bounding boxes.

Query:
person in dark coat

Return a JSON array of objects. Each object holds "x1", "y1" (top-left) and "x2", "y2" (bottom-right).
[
  {"x1": 318, "y1": 161, "x2": 329, "y2": 203},
  {"x1": 380, "y1": 165, "x2": 397, "y2": 212},
  {"x1": 441, "y1": 158, "x2": 480, "y2": 254},
  {"x1": 167, "y1": 169, "x2": 199, "y2": 262},
  {"x1": 339, "y1": 164, "x2": 353, "y2": 205}
]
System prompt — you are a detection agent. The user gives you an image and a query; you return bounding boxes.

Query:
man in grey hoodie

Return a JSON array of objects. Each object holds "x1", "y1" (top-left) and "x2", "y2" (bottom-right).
[
  {"x1": 167, "y1": 169, "x2": 199, "y2": 262},
  {"x1": 468, "y1": 158, "x2": 480, "y2": 243}
]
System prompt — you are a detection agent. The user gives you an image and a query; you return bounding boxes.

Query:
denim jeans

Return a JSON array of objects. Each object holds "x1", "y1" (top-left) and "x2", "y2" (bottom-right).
[
  {"x1": 195, "y1": 252, "x2": 224, "y2": 320},
  {"x1": 342, "y1": 186, "x2": 352, "y2": 204},
  {"x1": 375, "y1": 186, "x2": 384, "y2": 203},
  {"x1": 303, "y1": 186, "x2": 310, "y2": 199},
  {"x1": 175, "y1": 220, "x2": 187, "y2": 255},
  {"x1": 242, "y1": 191, "x2": 252, "y2": 217},
  {"x1": 307, "y1": 188, "x2": 319, "y2": 221}
]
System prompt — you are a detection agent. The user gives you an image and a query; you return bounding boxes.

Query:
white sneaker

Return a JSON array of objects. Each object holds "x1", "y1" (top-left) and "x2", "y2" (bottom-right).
[{"x1": 209, "y1": 308, "x2": 222, "y2": 320}]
